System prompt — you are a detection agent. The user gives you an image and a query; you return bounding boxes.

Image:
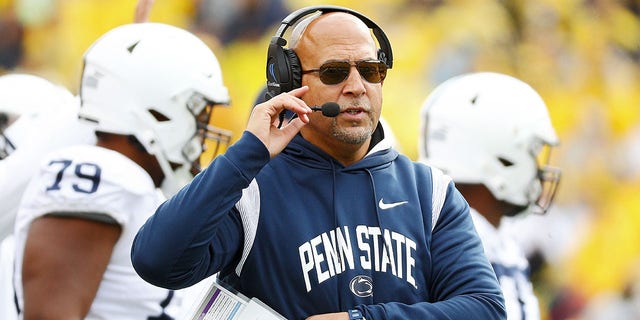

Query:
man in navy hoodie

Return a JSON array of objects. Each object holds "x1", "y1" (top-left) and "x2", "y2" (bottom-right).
[{"x1": 132, "y1": 6, "x2": 506, "y2": 320}]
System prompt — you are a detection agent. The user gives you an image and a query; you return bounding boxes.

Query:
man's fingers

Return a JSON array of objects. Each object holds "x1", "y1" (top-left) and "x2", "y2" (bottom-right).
[
  {"x1": 255, "y1": 86, "x2": 311, "y2": 120},
  {"x1": 278, "y1": 86, "x2": 312, "y2": 120}
]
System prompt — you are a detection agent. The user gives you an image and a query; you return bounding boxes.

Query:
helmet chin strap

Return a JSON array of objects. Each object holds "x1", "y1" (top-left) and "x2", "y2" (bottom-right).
[
  {"x1": 137, "y1": 129, "x2": 198, "y2": 198},
  {"x1": 503, "y1": 177, "x2": 542, "y2": 217},
  {"x1": 135, "y1": 130, "x2": 176, "y2": 197},
  {"x1": 152, "y1": 142, "x2": 192, "y2": 198},
  {"x1": 160, "y1": 164, "x2": 193, "y2": 198}
]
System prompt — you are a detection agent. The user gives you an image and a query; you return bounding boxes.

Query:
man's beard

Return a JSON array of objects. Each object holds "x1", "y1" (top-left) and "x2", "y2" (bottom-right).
[{"x1": 329, "y1": 119, "x2": 374, "y2": 145}]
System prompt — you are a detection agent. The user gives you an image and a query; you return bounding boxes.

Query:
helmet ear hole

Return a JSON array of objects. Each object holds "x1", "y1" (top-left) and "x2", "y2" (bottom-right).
[
  {"x1": 497, "y1": 157, "x2": 514, "y2": 167},
  {"x1": 148, "y1": 109, "x2": 170, "y2": 122}
]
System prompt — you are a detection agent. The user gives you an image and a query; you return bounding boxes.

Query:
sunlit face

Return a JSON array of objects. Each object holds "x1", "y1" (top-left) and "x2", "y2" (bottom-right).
[{"x1": 295, "y1": 13, "x2": 384, "y2": 149}]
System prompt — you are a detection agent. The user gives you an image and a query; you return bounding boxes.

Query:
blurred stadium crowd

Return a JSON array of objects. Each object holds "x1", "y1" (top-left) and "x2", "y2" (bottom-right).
[{"x1": 1, "y1": 0, "x2": 640, "y2": 319}]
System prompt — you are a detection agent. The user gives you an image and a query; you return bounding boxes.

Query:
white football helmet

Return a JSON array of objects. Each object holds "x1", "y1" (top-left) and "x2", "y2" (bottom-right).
[
  {"x1": 419, "y1": 72, "x2": 561, "y2": 215},
  {"x1": 0, "y1": 73, "x2": 78, "y2": 159},
  {"x1": 78, "y1": 22, "x2": 231, "y2": 197}
]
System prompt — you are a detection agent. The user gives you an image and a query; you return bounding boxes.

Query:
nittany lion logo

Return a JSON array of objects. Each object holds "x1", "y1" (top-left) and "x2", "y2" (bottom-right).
[{"x1": 349, "y1": 275, "x2": 373, "y2": 297}]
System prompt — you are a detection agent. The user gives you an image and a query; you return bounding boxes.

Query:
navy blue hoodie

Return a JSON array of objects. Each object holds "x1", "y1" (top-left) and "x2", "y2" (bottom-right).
[{"x1": 132, "y1": 127, "x2": 506, "y2": 320}]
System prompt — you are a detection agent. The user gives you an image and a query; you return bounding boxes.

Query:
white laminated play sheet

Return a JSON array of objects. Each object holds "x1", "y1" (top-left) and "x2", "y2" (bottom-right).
[{"x1": 187, "y1": 277, "x2": 285, "y2": 320}]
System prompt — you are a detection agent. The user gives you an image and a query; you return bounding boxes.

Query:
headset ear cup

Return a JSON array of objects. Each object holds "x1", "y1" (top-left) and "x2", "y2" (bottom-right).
[
  {"x1": 283, "y1": 49, "x2": 302, "y2": 92},
  {"x1": 266, "y1": 39, "x2": 284, "y2": 98}
]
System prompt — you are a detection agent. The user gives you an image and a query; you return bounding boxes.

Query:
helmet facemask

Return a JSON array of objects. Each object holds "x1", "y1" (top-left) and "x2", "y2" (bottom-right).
[
  {"x1": 0, "y1": 113, "x2": 12, "y2": 159},
  {"x1": 186, "y1": 93, "x2": 232, "y2": 171},
  {"x1": 0, "y1": 135, "x2": 12, "y2": 160},
  {"x1": 531, "y1": 144, "x2": 561, "y2": 215}
]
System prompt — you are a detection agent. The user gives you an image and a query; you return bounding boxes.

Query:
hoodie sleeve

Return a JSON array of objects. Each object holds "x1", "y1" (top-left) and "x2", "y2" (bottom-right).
[
  {"x1": 357, "y1": 171, "x2": 506, "y2": 319},
  {"x1": 131, "y1": 131, "x2": 270, "y2": 289}
]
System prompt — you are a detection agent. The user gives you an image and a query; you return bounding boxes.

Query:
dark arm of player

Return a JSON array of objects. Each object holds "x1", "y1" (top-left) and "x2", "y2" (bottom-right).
[
  {"x1": 22, "y1": 215, "x2": 121, "y2": 319},
  {"x1": 354, "y1": 183, "x2": 506, "y2": 319},
  {"x1": 131, "y1": 131, "x2": 270, "y2": 289}
]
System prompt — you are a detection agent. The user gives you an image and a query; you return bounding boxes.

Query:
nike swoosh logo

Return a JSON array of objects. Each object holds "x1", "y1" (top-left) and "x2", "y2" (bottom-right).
[{"x1": 378, "y1": 198, "x2": 408, "y2": 210}]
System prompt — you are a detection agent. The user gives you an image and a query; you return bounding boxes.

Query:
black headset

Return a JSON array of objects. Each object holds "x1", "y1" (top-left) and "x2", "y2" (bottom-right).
[{"x1": 265, "y1": 5, "x2": 393, "y2": 100}]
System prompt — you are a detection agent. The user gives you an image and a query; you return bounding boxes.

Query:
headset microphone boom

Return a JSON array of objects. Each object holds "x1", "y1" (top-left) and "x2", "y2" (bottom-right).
[{"x1": 310, "y1": 102, "x2": 340, "y2": 117}]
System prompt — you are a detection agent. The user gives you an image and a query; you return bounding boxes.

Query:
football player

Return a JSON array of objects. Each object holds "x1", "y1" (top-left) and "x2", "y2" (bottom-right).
[
  {"x1": 12, "y1": 22, "x2": 231, "y2": 319},
  {"x1": 0, "y1": 73, "x2": 95, "y2": 238},
  {"x1": 0, "y1": 74, "x2": 95, "y2": 320},
  {"x1": 419, "y1": 72, "x2": 562, "y2": 320}
]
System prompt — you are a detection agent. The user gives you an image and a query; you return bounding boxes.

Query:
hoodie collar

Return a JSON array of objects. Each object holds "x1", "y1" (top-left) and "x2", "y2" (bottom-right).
[{"x1": 283, "y1": 122, "x2": 399, "y2": 170}]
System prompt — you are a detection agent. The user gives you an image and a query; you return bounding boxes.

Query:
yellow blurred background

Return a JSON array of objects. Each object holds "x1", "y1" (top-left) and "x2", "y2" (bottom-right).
[{"x1": 2, "y1": 0, "x2": 640, "y2": 318}]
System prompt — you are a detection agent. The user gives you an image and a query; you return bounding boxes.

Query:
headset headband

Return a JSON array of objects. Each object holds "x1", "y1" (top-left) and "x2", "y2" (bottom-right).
[{"x1": 272, "y1": 5, "x2": 393, "y2": 68}]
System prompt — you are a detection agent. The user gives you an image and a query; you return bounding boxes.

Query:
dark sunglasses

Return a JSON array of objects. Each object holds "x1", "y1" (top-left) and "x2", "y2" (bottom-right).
[{"x1": 302, "y1": 60, "x2": 388, "y2": 85}]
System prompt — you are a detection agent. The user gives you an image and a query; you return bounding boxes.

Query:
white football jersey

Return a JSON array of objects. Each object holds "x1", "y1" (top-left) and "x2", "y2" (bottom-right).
[
  {"x1": 471, "y1": 209, "x2": 541, "y2": 320},
  {"x1": 0, "y1": 110, "x2": 95, "y2": 320},
  {"x1": 0, "y1": 111, "x2": 96, "y2": 239},
  {"x1": 13, "y1": 144, "x2": 183, "y2": 319},
  {"x1": 0, "y1": 235, "x2": 17, "y2": 320}
]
